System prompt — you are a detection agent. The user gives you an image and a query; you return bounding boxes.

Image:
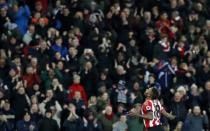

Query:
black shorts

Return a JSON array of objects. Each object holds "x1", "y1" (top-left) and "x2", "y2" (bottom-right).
[{"x1": 147, "y1": 125, "x2": 164, "y2": 131}]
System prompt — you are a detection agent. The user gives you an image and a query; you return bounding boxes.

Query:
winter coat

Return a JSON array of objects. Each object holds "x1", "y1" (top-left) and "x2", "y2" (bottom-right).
[
  {"x1": 16, "y1": 120, "x2": 37, "y2": 131},
  {"x1": 127, "y1": 116, "x2": 144, "y2": 131},
  {"x1": 184, "y1": 114, "x2": 209, "y2": 131},
  {"x1": 12, "y1": 5, "x2": 31, "y2": 35},
  {"x1": 97, "y1": 113, "x2": 117, "y2": 131},
  {"x1": 68, "y1": 84, "x2": 88, "y2": 105},
  {"x1": 37, "y1": 117, "x2": 59, "y2": 131}
]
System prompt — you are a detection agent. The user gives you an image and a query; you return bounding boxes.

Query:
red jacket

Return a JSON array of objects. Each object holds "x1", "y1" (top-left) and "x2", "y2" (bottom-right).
[
  {"x1": 68, "y1": 84, "x2": 88, "y2": 105},
  {"x1": 22, "y1": 73, "x2": 41, "y2": 88},
  {"x1": 156, "y1": 19, "x2": 175, "y2": 39}
]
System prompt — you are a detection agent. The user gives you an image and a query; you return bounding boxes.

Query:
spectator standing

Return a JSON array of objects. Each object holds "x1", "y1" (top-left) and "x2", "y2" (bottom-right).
[
  {"x1": 62, "y1": 103, "x2": 80, "y2": 131},
  {"x1": 16, "y1": 111, "x2": 37, "y2": 131},
  {"x1": 37, "y1": 109, "x2": 59, "y2": 131},
  {"x1": 112, "y1": 114, "x2": 128, "y2": 131},
  {"x1": 97, "y1": 105, "x2": 117, "y2": 131},
  {"x1": 184, "y1": 106, "x2": 209, "y2": 131}
]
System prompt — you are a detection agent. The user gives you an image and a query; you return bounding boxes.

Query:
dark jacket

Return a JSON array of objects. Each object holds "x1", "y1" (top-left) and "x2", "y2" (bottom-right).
[
  {"x1": 97, "y1": 113, "x2": 117, "y2": 131},
  {"x1": 184, "y1": 114, "x2": 209, "y2": 131},
  {"x1": 37, "y1": 117, "x2": 59, "y2": 131},
  {"x1": 13, "y1": 93, "x2": 29, "y2": 121},
  {"x1": 169, "y1": 101, "x2": 187, "y2": 130},
  {"x1": 62, "y1": 118, "x2": 80, "y2": 131},
  {"x1": 78, "y1": 120, "x2": 103, "y2": 131},
  {"x1": 16, "y1": 120, "x2": 37, "y2": 131}
]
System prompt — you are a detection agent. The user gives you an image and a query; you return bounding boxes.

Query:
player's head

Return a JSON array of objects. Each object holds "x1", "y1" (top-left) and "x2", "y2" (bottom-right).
[{"x1": 144, "y1": 87, "x2": 159, "y2": 99}]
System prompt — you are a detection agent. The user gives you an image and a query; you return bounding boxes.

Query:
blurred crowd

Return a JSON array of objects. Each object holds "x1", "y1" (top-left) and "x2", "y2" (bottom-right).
[{"x1": 0, "y1": 0, "x2": 210, "y2": 131}]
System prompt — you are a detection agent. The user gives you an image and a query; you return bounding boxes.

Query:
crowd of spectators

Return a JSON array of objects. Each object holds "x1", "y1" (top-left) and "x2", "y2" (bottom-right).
[{"x1": 0, "y1": 0, "x2": 210, "y2": 131}]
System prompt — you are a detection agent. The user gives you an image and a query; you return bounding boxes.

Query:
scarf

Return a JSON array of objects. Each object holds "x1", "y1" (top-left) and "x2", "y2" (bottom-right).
[{"x1": 105, "y1": 113, "x2": 114, "y2": 120}]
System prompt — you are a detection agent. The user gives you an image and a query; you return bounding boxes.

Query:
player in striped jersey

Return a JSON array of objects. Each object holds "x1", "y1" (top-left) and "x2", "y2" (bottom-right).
[{"x1": 129, "y1": 87, "x2": 175, "y2": 131}]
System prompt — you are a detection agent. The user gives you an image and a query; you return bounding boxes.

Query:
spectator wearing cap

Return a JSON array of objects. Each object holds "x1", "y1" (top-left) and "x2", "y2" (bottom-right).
[
  {"x1": 37, "y1": 108, "x2": 59, "y2": 131},
  {"x1": 16, "y1": 111, "x2": 37, "y2": 131},
  {"x1": 97, "y1": 105, "x2": 117, "y2": 131},
  {"x1": 115, "y1": 80, "x2": 129, "y2": 104}
]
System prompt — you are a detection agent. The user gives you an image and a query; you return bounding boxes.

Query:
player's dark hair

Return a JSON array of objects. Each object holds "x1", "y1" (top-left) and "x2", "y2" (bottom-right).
[{"x1": 151, "y1": 88, "x2": 159, "y2": 100}]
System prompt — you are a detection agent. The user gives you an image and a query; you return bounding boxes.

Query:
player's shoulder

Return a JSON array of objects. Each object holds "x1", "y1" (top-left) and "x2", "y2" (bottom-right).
[{"x1": 143, "y1": 99, "x2": 153, "y2": 106}]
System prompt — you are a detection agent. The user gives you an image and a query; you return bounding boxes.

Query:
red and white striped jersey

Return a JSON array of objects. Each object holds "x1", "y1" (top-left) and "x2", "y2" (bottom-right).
[{"x1": 141, "y1": 99, "x2": 164, "y2": 128}]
